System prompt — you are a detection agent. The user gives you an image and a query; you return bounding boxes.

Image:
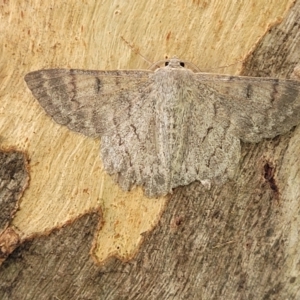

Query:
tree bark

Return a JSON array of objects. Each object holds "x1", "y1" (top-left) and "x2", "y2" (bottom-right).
[{"x1": 0, "y1": 0, "x2": 300, "y2": 299}]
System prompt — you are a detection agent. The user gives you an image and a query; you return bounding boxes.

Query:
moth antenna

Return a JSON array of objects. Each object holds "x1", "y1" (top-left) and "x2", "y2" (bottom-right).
[
  {"x1": 121, "y1": 36, "x2": 186, "y2": 71},
  {"x1": 148, "y1": 60, "x2": 167, "y2": 70},
  {"x1": 120, "y1": 36, "x2": 154, "y2": 67},
  {"x1": 201, "y1": 59, "x2": 244, "y2": 72}
]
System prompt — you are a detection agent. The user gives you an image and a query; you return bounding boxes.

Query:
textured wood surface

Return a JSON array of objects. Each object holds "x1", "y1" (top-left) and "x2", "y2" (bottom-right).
[{"x1": 0, "y1": 0, "x2": 300, "y2": 299}]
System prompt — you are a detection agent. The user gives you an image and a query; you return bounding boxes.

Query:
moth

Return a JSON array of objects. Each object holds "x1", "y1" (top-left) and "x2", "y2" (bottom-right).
[{"x1": 25, "y1": 58, "x2": 300, "y2": 197}]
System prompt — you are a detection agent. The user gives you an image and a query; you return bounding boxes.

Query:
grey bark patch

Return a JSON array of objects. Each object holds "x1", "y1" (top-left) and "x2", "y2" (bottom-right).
[{"x1": 0, "y1": 150, "x2": 29, "y2": 229}]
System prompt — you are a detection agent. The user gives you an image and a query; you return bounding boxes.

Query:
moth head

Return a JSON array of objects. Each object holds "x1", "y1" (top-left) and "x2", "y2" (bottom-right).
[
  {"x1": 165, "y1": 57, "x2": 185, "y2": 68},
  {"x1": 150, "y1": 56, "x2": 200, "y2": 72}
]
